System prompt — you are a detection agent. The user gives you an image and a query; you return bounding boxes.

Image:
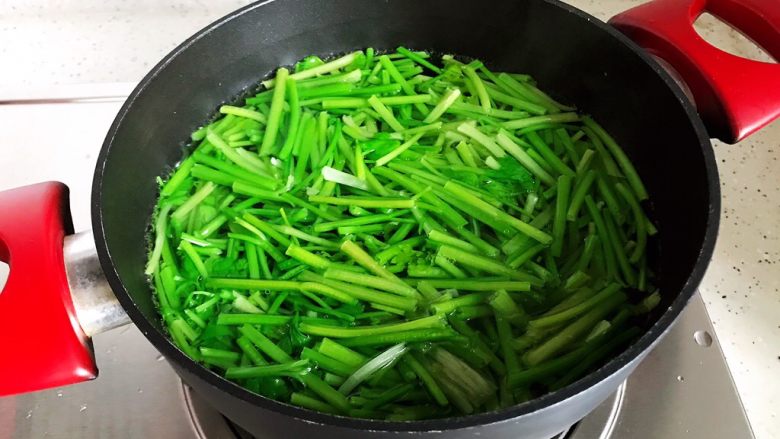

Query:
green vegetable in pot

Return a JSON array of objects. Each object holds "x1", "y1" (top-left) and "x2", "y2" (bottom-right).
[{"x1": 147, "y1": 47, "x2": 659, "y2": 420}]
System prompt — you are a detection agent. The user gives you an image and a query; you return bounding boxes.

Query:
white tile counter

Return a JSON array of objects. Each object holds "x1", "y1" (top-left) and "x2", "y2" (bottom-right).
[{"x1": 0, "y1": 1, "x2": 778, "y2": 437}]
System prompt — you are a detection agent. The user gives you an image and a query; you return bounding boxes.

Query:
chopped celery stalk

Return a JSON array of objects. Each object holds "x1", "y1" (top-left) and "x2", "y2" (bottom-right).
[
  {"x1": 149, "y1": 48, "x2": 657, "y2": 420},
  {"x1": 339, "y1": 343, "x2": 408, "y2": 394}
]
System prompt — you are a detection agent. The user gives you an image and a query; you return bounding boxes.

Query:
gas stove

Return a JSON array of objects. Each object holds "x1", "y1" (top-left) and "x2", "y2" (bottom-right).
[{"x1": 0, "y1": 88, "x2": 754, "y2": 439}]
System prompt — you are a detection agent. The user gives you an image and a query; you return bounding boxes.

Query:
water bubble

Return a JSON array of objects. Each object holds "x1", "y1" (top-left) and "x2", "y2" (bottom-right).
[
  {"x1": 156, "y1": 355, "x2": 165, "y2": 362},
  {"x1": 56, "y1": 390, "x2": 63, "y2": 397},
  {"x1": 676, "y1": 375, "x2": 685, "y2": 382},
  {"x1": 79, "y1": 405, "x2": 87, "y2": 412},
  {"x1": 25, "y1": 410, "x2": 33, "y2": 419},
  {"x1": 137, "y1": 388, "x2": 143, "y2": 394}
]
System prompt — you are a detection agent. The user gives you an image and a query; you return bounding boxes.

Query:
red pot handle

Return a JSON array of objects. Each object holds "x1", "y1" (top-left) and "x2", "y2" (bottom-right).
[
  {"x1": 0, "y1": 182, "x2": 97, "y2": 396},
  {"x1": 610, "y1": 0, "x2": 780, "y2": 143}
]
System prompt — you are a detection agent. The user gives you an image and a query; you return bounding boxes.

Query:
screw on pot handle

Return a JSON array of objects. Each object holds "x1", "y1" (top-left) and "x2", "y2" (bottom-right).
[
  {"x1": 0, "y1": 182, "x2": 100, "y2": 396},
  {"x1": 610, "y1": 0, "x2": 780, "y2": 144}
]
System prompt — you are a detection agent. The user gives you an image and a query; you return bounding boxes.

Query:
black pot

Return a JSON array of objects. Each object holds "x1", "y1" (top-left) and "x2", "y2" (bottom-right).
[{"x1": 1, "y1": 0, "x2": 777, "y2": 438}]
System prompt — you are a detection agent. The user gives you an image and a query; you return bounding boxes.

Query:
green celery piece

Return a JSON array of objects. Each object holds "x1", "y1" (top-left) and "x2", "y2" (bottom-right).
[{"x1": 149, "y1": 48, "x2": 657, "y2": 420}]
